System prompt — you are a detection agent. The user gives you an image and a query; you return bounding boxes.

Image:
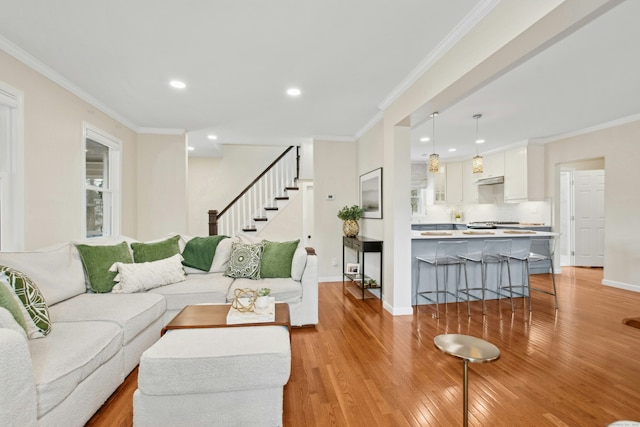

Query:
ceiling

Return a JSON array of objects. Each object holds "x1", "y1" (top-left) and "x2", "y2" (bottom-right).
[{"x1": 0, "y1": 1, "x2": 638, "y2": 160}]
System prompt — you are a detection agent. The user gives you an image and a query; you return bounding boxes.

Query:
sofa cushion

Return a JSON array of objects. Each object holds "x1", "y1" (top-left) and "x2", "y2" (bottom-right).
[
  {"x1": 227, "y1": 277, "x2": 302, "y2": 304},
  {"x1": 0, "y1": 265, "x2": 51, "y2": 338},
  {"x1": 181, "y1": 235, "x2": 228, "y2": 271},
  {"x1": 131, "y1": 235, "x2": 180, "y2": 263},
  {"x1": 210, "y1": 236, "x2": 239, "y2": 273},
  {"x1": 110, "y1": 254, "x2": 186, "y2": 293},
  {"x1": 224, "y1": 242, "x2": 265, "y2": 279},
  {"x1": 291, "y1": 245, "x2": 308, "y2": 281},
  {"x1": 260, "y1": 240, "x2": 299, "y2": 278},
  {"x1": 148, "y1": 273, "x2": 233, "y2": 311},
  {"x1": 47, "y1": 293, "x2": 166, "y2": 345},
  {"x1": 0, "y1": 306, "x2": 27, "y2": 338},
  {"x1": 28, "y1": 320, "x2": 122, "y2": 418},
  {"x1": 0, "y1": 243, "x2": 86, "y2": 305},
  {"x1": 76, "y1": 241, "x2": 133, "y2": 293}
]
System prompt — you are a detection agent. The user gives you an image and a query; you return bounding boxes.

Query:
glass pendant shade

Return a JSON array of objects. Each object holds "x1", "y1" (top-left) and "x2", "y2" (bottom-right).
[
  {"x1": 429, "y1": 153, "x2": 440, "y2": 172},
  {"x1": 472, "y1": 155, "x2": 483, "y2": 174}
]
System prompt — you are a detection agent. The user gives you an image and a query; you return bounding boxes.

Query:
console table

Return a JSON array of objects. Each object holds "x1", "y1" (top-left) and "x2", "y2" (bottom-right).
[{"x1": 342, "y1": 236, "x2": 383, "y2": 301}]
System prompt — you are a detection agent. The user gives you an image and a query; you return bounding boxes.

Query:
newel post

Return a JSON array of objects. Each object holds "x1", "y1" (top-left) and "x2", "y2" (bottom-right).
[{"x1": 208, "y1": 210, "x2": 219, "y2": 236}]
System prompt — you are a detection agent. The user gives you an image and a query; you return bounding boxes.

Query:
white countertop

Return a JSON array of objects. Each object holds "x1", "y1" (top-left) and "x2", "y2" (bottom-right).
[{"x1": 412, "y1": 229, "x2": 558, "y2": 240}]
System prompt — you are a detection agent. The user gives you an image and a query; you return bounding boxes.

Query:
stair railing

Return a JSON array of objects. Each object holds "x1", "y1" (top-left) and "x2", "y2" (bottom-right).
[{"x1": 208, "y1": 146, "x2": 299, "y2": 236}]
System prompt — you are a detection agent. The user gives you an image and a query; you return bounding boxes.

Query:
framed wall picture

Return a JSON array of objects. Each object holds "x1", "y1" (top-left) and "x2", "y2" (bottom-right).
[
  {"x1": 360, "y1": 167, "x2": 382, "y2": 219},
  {"x1": 346, "y1": 263, "x2": 360, "y2": 274}
]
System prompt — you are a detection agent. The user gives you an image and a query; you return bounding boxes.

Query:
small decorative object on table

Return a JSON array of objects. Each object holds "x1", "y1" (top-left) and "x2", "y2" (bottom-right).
[
  {"x1": 337, "y1": 204, "x2": 364, "y2": 237},
  {"x1": 231, "y1": 288, "x2": 257, "y2": 312},
  {"x1": 255, "y1": 287, "x2": 271, "y2": 309}
]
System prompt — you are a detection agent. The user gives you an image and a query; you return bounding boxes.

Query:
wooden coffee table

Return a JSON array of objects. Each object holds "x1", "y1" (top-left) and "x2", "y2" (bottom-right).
[{"x1": 161, "y1": 303, "x2": 291, "y2": 336}]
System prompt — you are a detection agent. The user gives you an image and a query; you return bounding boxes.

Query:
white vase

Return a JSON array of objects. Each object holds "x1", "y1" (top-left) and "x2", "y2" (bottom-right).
[{"x1": 255, "y1": 296, "x2": 269, "y2": 309}]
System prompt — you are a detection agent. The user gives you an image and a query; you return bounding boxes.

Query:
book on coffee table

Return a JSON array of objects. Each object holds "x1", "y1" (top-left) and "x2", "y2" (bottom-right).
[{"x1": 226, "y1": 297, "x2": 276, "y2": 324}]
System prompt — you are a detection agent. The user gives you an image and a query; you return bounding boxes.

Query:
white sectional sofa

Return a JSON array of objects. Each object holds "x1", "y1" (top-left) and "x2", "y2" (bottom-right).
[{"x1": 0, "y1": 234, "x2": 317, "y2": 427}]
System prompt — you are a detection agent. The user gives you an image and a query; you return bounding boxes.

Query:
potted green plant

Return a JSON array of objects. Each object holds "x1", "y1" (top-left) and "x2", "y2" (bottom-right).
[
  {"x1": 255, "y1": 287, "x2": 271, "y2": 309},
  {"x1": 337, "y1": 205, "x2": 364, "y2": 237}
]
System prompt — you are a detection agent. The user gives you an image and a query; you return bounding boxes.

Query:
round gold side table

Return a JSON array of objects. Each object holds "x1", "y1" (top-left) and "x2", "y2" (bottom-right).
[{"x1": 434, "y1": 334, "x2": 500, "y2": 427}]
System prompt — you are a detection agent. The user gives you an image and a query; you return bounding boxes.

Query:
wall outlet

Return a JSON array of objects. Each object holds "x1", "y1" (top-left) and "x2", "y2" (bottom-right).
[
  {"x1": 326, "y1": 194, "x2": 335, "y2": 200},
  {"x1": 331, "y1": 257, "x2": 338, "y2": 266}
]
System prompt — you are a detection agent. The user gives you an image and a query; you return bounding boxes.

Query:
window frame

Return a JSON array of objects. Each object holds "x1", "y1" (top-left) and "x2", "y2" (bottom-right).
[{"x1": 82, "y1": 123, "x2": 122, "y2": 240}]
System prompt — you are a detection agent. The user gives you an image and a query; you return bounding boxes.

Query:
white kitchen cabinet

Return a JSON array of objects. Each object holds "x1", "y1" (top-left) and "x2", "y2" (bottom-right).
[
  {"x1": 504, "y1": 144, "x2": 544, "y2": 202},
  {"x1": 480, "y1": 152, "x2": 504, "y2": 179},
  {"x1": 446, "y1": 161, "x2": 463, "y2": 204},
  {"x1": 428, "y1": 166, "x2": 446, "y2": 204},
  {"x1": 462, "y1": 160, "x2": 479, "y2": 203}
]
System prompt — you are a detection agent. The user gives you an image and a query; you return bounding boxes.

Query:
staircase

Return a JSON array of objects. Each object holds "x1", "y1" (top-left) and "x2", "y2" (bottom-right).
[{"x1": 208, "y1": 146, "x2": 300, "y2": 237}]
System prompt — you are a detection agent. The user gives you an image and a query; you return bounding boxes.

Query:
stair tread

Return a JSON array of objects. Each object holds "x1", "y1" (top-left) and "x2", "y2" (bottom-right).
[
  {"x1": 285, "y1": 187, "x2": 299, "y2": 191},
  {"x1": 254, "y1": 217, "x2": 268, "y2": 222},
  {"x1": 265, "y1": 207, "x2": 278, "y2": 211},
  {"x1": 275, "y1": 196, "x2": 289, "y2": 200}
]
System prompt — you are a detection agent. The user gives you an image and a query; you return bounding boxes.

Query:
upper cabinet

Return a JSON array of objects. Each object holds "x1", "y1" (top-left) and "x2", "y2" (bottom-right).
[
  {"x1": 479, "y1": 152, "x2": 505, "y2": 179},
  {"x1": 462, "y1": 159, "x2": 479, "y2": 203},
  {"x1": 503, "y1": 144, "x2": 545, "y2": 202}
]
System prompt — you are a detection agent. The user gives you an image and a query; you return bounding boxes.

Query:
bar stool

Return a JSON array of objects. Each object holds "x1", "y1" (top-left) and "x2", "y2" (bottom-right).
[
  {"x1": 528, "y1": 237, "x2": 559, "y2": 309},
  {"x1": 416, "y1": 241, "x2": 469, "y2": 318},
  {"x1": 502, "y1": 239, "x2": 532, "y2": 312},
  {"x1": 434, "y1": 334, "x2": 500, "y2": 427},
  {"x1": 459, "y1": 239, "x2": 512, "y2": 314}
]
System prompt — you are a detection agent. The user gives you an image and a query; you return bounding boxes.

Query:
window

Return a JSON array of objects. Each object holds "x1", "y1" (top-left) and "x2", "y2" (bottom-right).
[{"x1": 84, "y1": 124, "x2": 121, "y2": 239}]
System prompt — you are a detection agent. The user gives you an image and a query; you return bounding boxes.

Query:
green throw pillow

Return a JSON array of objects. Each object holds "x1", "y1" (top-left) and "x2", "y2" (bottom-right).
[
  {"x1": 131, "y1": 235, "x2": 180, "y2": 263},
  {"x1": 260, "y1": 240, "x2": 300, "y2": 278},
  {"x1": 0, "y1": 265, "x2": 51, "y2": 337},
  {"x1": 224, "y1": 241, "x2": 265, "y2": 279},
  {"x1": 182, "y1": 235, "x2": 228, "y2": 271},
  {"x1": 76, "y1": 241, "x2": 133, "y2": 293},
  {"x1": 0, "y1": 277, "x2": 29, "y2": 333}
]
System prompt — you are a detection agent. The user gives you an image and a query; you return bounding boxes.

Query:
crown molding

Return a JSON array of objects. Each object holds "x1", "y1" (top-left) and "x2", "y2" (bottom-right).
[
  {"x1": 377, "y1": 0, "x2": 501, "y2": 111},
  {"x1": 355, "y1": 111, "x2": 384, "y2": 140},
  {"x1": 312, "y1": 135, "x2": 356, "y2": 143},
  {"x1": 138, "y1": 127, "x2": 186, "y2": 135},
  {"x1": 536, "y1": 113, "x2": 640, "y2": 144},
  {"x1": 0, "y1": 35, "x2": 141, "y2": 132}
]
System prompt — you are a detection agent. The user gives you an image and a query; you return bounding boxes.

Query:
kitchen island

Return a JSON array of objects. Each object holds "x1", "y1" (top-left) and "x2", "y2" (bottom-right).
[{"x1": 411, "y1": 229, "x2": 558, "y2": 306}]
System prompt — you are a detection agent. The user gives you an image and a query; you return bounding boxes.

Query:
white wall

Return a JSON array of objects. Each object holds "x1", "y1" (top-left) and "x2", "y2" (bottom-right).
[
  {"x1": 313, "y1": 139, "x2": 357, "y2": 280},
  {"x1": 136, "y1": 133, "x2": 188, "y2": 241},
  {"x1": 0, "y1": 49, "x2": 138, "y2": 249},
  {"x1": 546, "y1": 118, "x2": 640, "y2": 291}
]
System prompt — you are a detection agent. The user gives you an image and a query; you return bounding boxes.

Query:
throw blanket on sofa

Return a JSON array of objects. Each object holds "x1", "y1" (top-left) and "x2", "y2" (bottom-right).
[{"x1": 182, "y1": 236, "x2": 228, "y2": 271}]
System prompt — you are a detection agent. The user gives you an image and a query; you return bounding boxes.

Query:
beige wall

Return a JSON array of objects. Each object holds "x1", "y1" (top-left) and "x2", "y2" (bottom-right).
[
  {"x1": 546, "y1": 119, "x2": 640, "y2": 290},
  {"x1": 136, "y1": 133, "x2": 188, "y2": 241},
  {"x1": 313, "y1": 140, "x2": 357, "y2": 279},
  {"x1": 187, "y1": 145, "x2": 287, "y2": 236},
  {"x1": 0, "y1": 50, "x2": 138, "y2": 249}
]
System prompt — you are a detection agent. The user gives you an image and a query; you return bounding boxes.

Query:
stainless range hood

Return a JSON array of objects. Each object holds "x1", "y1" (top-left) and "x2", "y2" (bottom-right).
[{"x1": 476, "y1": 175, "x2": 504, "y2": 185}]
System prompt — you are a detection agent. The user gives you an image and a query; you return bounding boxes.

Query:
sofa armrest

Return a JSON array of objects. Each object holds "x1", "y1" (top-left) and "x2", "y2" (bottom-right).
[
  {"x1": 298, "y1": 249, "x2": 318, "y2": 326},
  {"x1": 0, "y1": 328, "x2": 38, "y2": 427}
]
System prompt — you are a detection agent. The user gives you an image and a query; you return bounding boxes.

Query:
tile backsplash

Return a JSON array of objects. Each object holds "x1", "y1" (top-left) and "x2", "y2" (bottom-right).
[{"x1": 413, "y1": 200, "x2": 551, "y2": 224}]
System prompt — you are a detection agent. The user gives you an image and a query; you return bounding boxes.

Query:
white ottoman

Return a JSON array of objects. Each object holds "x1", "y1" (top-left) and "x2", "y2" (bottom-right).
[{"x1": 133, "y1": 326, "x2": 291, "y2": 427}]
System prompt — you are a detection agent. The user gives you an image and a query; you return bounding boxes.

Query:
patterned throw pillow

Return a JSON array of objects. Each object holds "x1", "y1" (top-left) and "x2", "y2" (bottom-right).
[
  {"x1": 224, "y1": 241, "x2": 265, "y2": 279},
  {"x1": 0, "y1": 265, "x2": 51, "y2": 338}
]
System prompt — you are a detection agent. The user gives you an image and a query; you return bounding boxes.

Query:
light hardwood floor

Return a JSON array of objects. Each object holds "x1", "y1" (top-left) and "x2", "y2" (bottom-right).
[{"x1": 87, "y1": 267, "x2": 640, "y2": 426}]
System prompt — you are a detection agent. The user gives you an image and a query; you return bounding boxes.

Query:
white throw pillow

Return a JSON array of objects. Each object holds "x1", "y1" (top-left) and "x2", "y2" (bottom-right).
[
  {"x1": 210, "y1": 236, "x2": 239, "y2": 273},
  {"x1": 291, "y1": 244, "x2": 308, "y2": 281},
  {"x1": 110, "y1": 254, "x2": 185, "y2": 293}
]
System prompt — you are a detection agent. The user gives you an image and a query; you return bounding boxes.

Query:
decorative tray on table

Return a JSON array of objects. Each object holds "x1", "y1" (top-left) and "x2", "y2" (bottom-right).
[{"x1": 226, "y1": 297, "x2": 276, "y2": 324}]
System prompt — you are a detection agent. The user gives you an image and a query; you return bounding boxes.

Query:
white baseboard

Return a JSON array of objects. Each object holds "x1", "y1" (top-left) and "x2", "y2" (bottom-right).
[
  {"x1": 384, "y1": 301, "x2": 413, "y2": 316},
  {"x1": 602, "y1": 279, "x2": 640, "y2": 293}
]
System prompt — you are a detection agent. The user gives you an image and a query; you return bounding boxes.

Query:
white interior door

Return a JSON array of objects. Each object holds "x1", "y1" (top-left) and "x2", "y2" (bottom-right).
[{"x1": 573, "y1": 170, "x2": 605, "y2": 266}]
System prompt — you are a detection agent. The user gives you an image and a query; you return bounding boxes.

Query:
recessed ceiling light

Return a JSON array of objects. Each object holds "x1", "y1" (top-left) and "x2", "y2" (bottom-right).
[
  {"x1": 420, "y1": 137, "x2": 430, "y2": 142},
  {"x1": 170, "y1": 80, "x2": 186, "y2": 89},
  {"x1": 448, "y1": 148, "x2": 456, "y2": 152},
  {"x1": 207, "y1": 134, "x2": 218, "y2": 140},
  {"x1": 187, "y1": 146, "x2": 195, "y2": 151},
  {"x1": 476, "y1": 139, "x2": 485, "y2": 144},
  {"x1": 286, "y1": 88, "x2": 301, "y2": 97}
]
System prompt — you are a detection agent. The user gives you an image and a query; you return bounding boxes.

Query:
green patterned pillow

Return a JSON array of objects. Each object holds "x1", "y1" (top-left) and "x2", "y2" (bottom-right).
[
  {"x1": 0, "y1": 279, "x2": 28, "y2": 333},
  {"x1": 0, "y1": 265, "x2": 51, "y2": 338},
  {"x1": 224, "y1": 241, "x2": 265, "y2": 279},
  {"x1": 131, "y1": 235, "x2": 180, "y2": 263}
]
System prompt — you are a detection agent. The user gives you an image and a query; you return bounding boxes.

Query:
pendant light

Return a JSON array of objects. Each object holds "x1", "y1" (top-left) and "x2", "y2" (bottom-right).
[
  {"x1": 472, "y1": 114, "x2": 484, "y2": 174},
  {"x1": 428, "y1": 112, "x2": 439, "y2": 172}
]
